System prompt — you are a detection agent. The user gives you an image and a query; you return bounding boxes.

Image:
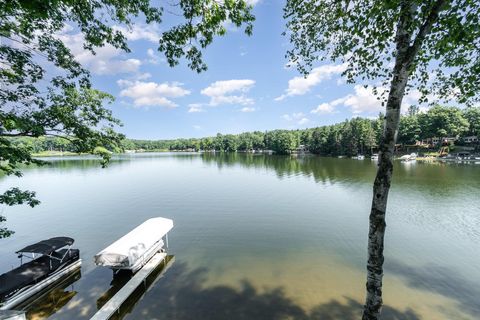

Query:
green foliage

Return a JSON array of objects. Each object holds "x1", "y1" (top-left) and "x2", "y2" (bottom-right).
[
  {"x1": 398, "y1": 114, "x2": 421, "y2": 145},
  {"x1": 418, "y1": 105, "x2": 469, "y2": 139},
  {"x1": 222, "y1": 134, "x2": 239, "y2": 152},
  {"x1": 0, "y1": 0, "x2": 255, "y2": 237},
  {"x1": 159, "y1": 0, "x2": 255, "y2": 72},
  {"x1": 284, "y1": 0, "x2": 480, "y2": 106},
  {"x1": 0, "y1": 188, "x2": 39, "y2": 207},
  {"x1": 17, "y1": 106, "x2": 480, "y2": 156},
  {"x1": 463, "y1": 107, "x2": 480, "y2": 136},
  {"x1": 265, "y1": 130, "x2": 298, "y2": 154}
]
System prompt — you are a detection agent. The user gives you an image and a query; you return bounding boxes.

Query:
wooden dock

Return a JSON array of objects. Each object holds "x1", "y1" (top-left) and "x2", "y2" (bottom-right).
[{"x1": 90, "y1": 252, "x2": 172, "y2": 320}]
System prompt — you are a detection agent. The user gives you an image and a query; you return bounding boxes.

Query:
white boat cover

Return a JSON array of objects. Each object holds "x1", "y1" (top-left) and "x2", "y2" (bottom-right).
[{"x1": 94, "y1": 217, "x2": 173, "y2": 269}]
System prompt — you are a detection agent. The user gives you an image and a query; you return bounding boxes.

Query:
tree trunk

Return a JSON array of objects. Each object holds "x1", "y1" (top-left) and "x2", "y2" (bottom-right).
[
  {"x1": 362, "y1": 3, "x2": 415, "y2": 320},
  {"x1": 362, "y1": 1, "x2": 445, "y2": 318},
  {"x1": 361, "y1": 69, "x2": 409, "y2": 320}
]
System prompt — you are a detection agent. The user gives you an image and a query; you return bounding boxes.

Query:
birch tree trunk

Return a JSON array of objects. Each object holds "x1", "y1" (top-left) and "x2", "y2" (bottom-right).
[
  {"x1": 362, "y1": 1, "x2": 446, "y2": 319},
  {"x1": 361, "y1": 51, "x2": 410, "y2": 320}
]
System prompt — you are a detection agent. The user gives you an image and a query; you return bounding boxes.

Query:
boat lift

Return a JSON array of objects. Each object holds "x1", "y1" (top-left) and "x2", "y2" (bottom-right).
[{"x1": 90, "y1": 217, "x2": 174, "y2": 320}]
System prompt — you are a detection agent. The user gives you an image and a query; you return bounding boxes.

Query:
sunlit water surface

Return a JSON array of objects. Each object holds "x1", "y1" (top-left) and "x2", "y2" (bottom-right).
[{"x1": 0, "y1": 153, "x2": 479, "y2": 320}]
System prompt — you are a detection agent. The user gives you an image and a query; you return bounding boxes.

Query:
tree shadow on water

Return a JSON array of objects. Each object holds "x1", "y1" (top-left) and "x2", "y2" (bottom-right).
[
  {"x1": 125, "y1": 262, "x2": 421, "y2": 320},
  {"x1": 387, "y1": 260, "x2": 480, "y2": 318},
  {"x1": 309, "y1": 298, "x2": 419, "y2": 320}
]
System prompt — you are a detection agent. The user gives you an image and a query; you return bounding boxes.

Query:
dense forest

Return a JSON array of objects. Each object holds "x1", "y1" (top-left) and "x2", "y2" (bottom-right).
[{"x1": 10, "y1": 105, "x2": 480, "y2": 156}]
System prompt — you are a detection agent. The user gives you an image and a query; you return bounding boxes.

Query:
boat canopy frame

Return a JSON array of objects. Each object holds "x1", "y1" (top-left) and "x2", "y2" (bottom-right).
[{"x1": 15, "y1": 237, "x2": 75, "y2": 269}]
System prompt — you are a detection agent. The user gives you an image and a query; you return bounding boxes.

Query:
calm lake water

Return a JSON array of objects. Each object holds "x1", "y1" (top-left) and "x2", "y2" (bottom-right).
[{"x1": 1, "y1": 153, "x2": 479, "y2": 320}]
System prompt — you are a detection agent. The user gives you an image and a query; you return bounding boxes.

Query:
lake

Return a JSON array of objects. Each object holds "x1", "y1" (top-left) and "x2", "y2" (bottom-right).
[{"x1": 0, "y1": 153, "x2": 479, "y2": 320}]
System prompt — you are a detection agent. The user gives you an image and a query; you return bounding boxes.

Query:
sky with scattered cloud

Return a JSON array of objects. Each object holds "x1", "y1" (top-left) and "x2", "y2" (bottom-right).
[{"x1": 58, "y1": 2, "x2": 441, "y2": 139}]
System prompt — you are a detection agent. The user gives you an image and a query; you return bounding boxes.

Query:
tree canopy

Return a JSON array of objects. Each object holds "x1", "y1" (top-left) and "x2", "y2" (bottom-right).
[
  {"x1": 0, "y1": 0, "x2": 254, "y2": 237},
  {"x1": 284, "y1": 0, "x2": 480, "y2": 105}
]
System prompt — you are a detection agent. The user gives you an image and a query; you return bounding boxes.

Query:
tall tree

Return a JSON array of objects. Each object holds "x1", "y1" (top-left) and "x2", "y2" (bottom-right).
[
  {"x1": 283, "y1": 0, "x2": 480, "y2": 319},
  {"x1": 0, "y1": 0, "x2": 254, "y2": 237},
  {"x1": 418, "y1": 105, "x2": 469, "y2": 140},
  {"x1": 398, "y1": 114, "x2": 421, "y2": 145},
  {"x1": 463, "y1": 106, "x2": 480, "y2": 137}
]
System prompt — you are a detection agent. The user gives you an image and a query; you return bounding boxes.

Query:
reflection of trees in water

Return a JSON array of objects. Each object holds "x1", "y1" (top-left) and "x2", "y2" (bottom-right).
[
  {"x1": 124, "y1": 261, "x2": 421, "y2": 320},
  {"x1": 22, "y1": 270, "x2": 81, "y2": 320},
  {"x1": 12, "y1": 153, "x2": 480, "y2": 194},
  {"x1": 200, "y1": 153, "x2": 480, "y2": 193},
  {"x1": 33, "y1": 153, "x2": 203, "y2": 172},
  {"x1": 35, "y1": 158, "x2": 130, "y2": 171},
  {"x1": 201, "y1": 153, "x2": 376, "y2": 186}
]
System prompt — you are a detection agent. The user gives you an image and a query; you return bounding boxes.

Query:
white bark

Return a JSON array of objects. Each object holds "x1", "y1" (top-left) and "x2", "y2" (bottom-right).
[
  {"x1": 362, "y1": 1, "x2": 446, "y2": 319},
  {"x1": 362, "y1": 2, "x2": 414, "y2": 319}
]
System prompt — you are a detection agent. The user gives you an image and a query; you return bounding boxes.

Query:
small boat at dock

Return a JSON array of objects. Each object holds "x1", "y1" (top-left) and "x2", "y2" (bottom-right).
[
  {"x1": 0, "y1": 237, "x2": 81, "y2": 310},
  {"x1": 91, "y1": 217, "x2": 174, "y2": 320},
  {"x1": 94, "y1": 217, "x2": 173, "y2": 273},
  {"x1": 401, "y1": 153, "x2": 417, "y2": 162}
]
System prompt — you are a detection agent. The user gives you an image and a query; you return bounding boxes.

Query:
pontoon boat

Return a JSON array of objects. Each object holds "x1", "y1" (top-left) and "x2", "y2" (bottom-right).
[
  {"x1": 94, "y1": 217, "x2": 173, "y2": 273},
  {"x1": 0, "y1": 237, "x2": 81, "y2": 310}
]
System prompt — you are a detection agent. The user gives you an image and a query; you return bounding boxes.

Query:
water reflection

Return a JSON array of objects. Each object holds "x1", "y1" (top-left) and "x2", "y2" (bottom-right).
[
  {"x1": 1, "y1": 153, "x2": 478, "y2": 320},
  {"x1": 20, "y1": 270, "x2": 81, "y2": 320},
  {"x1": 96, "y1": 255, "x2": 174, "y2": 320},
  {"x1": 32, "y1": 153, "x2": 480, "y2": 195},
  {"x1": 199, "y1": 152, "x2": 480, "y2": 192}
]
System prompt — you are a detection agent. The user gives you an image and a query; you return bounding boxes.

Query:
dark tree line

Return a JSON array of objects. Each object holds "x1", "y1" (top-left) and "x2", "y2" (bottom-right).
[{"x1": 11, "y1": 105, "x2": 479, "y2": 157}]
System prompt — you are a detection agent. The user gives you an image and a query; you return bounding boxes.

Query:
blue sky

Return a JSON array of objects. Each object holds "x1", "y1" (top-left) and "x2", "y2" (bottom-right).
[{"x1": 61, "y1": 1, "x2": 420, "y2": 140}]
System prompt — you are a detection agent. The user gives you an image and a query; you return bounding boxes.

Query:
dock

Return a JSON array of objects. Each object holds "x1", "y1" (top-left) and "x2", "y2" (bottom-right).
[
  {"x1": 0, "y1": 310, "x2": 26, "y2": 320},
  {"x1": 90, "y1": 252, "x2": 172, "y2": 320}
]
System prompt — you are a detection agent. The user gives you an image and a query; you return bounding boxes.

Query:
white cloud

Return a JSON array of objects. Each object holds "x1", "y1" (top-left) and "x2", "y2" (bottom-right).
[
  {"x1": 146, "y1": 48, "x2": 164, "y2": 65},
  {"x1": 147, "y1": 48, "x2": 156, "y2": 58},
  {"x1": 343, "y1": 85, "x2": 427, "y2": 114},
  {"x1": 282, "y1": 112, "x2": 309, "y2": 125},
  {"x1": 343, "y1": 85, "x2": 385, "y2": 114},
  {"x1": 92, "y1": 58, "x2": 141, "y2": 75},
  {"x1": 311, "y1": 97, "x2": 346, "y2": 114},
  {"x1": 135, "y1": 72, "x2": 152, "y2": 80},
  {"x1": 57, "y1": 31, "x2": 141, "y2": 75},
  {"x1": 298, "y1": 117, "x2": 310, "y2": 125},
  {"x1": 118, "y1": 80, "x2": 190, "y2": 108},
  {"x1": 311, "y1": 85, "x2": 427, "y2": 116},
  {"x1": 188, "y1": 103, "x2": 205, "y2": 113},
  {"x1": 275, "y1": 64, "x2": 347, "y2": 101},
  {"x1": 240, "y1": 107, "x2": 255, "y2": 112},
  {"x1": 113, "y1": 24, "x2": 161, "y2": 42},
  {"x1": 201, "y1": 79, "x2": 255, "y2": 106},
  {"x1": 311, "y1": 103, "x2": 335, "y2": 114},
  {"x1": 193, "y1": 125, "x2": 202, "y2": 130}
]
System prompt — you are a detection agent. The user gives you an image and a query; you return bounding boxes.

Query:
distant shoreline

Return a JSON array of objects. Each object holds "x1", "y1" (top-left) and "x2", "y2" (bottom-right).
[{"x1": 31, "y1": 150, "x2": 480, "y2": 164}]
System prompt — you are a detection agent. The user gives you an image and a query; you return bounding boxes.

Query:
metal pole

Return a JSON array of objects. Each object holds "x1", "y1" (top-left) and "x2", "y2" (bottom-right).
[{"x1": 165, "y1": 233, "x2": 169, "y2": 249}]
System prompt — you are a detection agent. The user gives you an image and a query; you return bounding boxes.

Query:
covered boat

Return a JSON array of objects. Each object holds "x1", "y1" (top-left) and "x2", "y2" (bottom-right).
[
  {"x1": 94, "y1": 217, "x2": 173, "y2": 272},
  {"x1": 0, "y1": 237, "x2": 81, "y2": 310}
]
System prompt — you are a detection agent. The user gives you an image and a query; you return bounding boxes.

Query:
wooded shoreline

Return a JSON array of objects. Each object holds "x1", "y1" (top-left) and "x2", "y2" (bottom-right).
[{"x1": 17, "y1": 105, "x2": 480, "y2": 157}]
